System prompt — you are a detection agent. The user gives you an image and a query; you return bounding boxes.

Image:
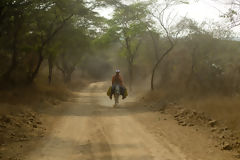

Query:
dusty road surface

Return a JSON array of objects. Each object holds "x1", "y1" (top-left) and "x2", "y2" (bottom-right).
[{"x1": 24, "y1": 82, "x2": 235, "y2": 160}]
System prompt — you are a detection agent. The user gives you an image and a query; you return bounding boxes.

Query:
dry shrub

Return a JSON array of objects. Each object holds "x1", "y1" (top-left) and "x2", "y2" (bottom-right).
[
  {"x1": 142, "y1": 87, "x2": 186, "y2": 103},
  {"x1": 181, "y1": 95, "x2": 240, "y2": 132},
  {"x1": 146, "y1": 87, "x2": 240, "y2": 134},
  {"x1": 0, "y1": 82, "x2": 72, "y2": 106}
]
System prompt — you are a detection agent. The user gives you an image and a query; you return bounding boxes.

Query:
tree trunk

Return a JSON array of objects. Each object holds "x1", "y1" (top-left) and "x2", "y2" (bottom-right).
[
  {"x1": 57, "y1": 66, "x2": 66, "y2": 83},
  {"x1": 28, "y1": 14, "x2": 73, "y2": 84},
  {"x1": 56, "y1": 62, "x2": 75, "y2": 84},
  {"x1": 151, "y1": 46, "x2": 174, "y2": 91},
  {"x1": 3, "y1": 45, "x2": 18, "y2": 81},
  {"x1": 124, "y1": 37, "x2": 141, "y2": 92},
  {"x1": 2, "y1": 26, "x2": 19, "y2": 81},
  {"x1": 151, "y1": 63, "x2": 158, "y2": 91},
  {"x1": 128, "y1": 62, "x2": 133, "y2": 91},
  {"x1": 28, "y1": 47, "x2": 44, "y2": 83},
  {"x1": 64, "y1": 72, "x2": 73, "y2": 83},
  {"x1": 186, "y1": 46, "x2": 197, "y2": 88},
  {"x1": 48, "y1": 55, "x2": 54, "y2": 84}
]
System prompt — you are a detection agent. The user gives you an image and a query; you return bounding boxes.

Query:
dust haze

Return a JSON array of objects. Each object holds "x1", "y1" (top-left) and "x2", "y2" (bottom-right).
[{"x1": 1, "y1": 0, "x2": 240, "y2": 159}]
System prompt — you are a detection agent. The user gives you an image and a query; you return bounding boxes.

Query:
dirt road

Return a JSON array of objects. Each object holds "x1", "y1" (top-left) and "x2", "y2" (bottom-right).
[{"x1": 24, "y1": 82, "x2": 235, "y2": 160}]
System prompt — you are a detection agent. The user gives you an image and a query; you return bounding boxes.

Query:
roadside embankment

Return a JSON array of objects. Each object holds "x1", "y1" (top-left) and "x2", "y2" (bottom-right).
[
  {"x1": 0, "y1": 83, "x2": 74, "y2": 160},
  {"x1": 141, "y1": 90, "x2": 240, "y2": 157}
]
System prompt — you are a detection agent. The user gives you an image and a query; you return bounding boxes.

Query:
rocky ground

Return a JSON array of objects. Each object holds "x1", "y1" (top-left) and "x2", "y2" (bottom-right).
[
  {"x1": 0, "y1": 108, "x2": 46, "y2": 160},
  {"x1": 144, "y1": 99, "x2": 240, "y2": 159},
  {"x1": 0, "y1": 85, "x2": 76, "y2": 160}
]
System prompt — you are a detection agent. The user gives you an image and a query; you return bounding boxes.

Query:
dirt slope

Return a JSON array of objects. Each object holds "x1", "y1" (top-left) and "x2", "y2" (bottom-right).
[{"x1": 23, "y1": 82, "x2": 236, "y2": 160}]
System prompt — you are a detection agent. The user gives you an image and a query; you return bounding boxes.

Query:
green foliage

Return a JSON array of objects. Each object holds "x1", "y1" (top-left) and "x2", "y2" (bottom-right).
[
  {"x1": 1, "y1": 0, "x2": 239, "y2": 92},
  {"x1": 92, "y1": 25, "x2": 120, "y2": 48},
  {"x1": 0, "y1": 0, "x2": 103, "y2": 84}
]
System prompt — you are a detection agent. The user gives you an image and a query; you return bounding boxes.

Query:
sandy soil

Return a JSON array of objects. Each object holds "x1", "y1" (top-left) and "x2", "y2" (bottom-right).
[{"x1": 22, "y1": 82, "x2": 236, "y2": 160}]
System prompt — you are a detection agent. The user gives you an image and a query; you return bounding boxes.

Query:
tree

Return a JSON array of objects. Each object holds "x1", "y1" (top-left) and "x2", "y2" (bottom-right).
[
  {"x1": 177, "y1": 18, "x2": 231, "y2": 91},
  {"x1": 0, "y1": 0, "x2": 102, "y2": 85},
  {"x1": 148, "y1": 0, "x2": 184, "y2": 90},
  {"x1": 54, "y1": 24, "x2": 91, "y2": 83},
  {"x1": 222, "y1": 0, "x2": 240, "y2": 27},
  {"x1": 104, "y1": 1, "x2": 149, "y2": 91},
  {"x1": 26, "y1": 0, "x2": 90, "y2": 83},
  {"x1": 0, "y1": 0, "x2": 32, "y2": 82}
]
